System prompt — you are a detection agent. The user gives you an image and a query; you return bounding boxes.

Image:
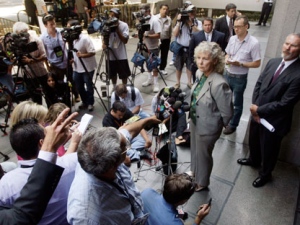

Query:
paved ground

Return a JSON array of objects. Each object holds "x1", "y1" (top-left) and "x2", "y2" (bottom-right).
[{"x1": 0, "y1": 8, "x2": 299, "y2": 225}]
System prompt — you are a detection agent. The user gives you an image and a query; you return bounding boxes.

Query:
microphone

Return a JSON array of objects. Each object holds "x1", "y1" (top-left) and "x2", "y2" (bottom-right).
[
  {"x1": 172, "y1": 101, "x2": 182, "y2": 110},
  {"x1": 176, "y1": 88, "x2": 182, "y2": 94},
  {"x1": 178, "y1": 92, "x2": 186, "y2": 102},
  {"x1": 164, "y1": 97, "x2": 175, "y2": 108},
  {"x1": 169, "y1": 86, "x2": 175, "y2": 93},
  {"x1": 170, "y1": 91, "x2": 178, "y2": 98},
  {"x1": 181, "y1": 105, "x2": 190, "y2": 112}
]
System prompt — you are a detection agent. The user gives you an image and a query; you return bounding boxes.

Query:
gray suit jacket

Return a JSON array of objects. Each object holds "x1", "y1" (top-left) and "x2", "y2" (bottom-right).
[{"x1": 191, "y1": 70, "x2": 233, "y2": 135}]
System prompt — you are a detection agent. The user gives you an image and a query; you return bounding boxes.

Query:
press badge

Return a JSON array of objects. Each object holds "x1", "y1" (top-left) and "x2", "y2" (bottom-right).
[
  {"x1": 54, "y1": 46, "x2": 63, "y2": 57},
  {"x1": 113, "y1": 36, "x2": 118, "y2": 48}
]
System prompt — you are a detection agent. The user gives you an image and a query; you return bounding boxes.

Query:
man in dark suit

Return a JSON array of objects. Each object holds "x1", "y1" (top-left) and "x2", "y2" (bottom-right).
[
  {"x1": 214, "y1": 3, "x2": 237, "y2": 49},
  {"x1": 189, "y1": 17, "x2": 225, "y2": 81},
  {"x1": 238, "y1": 33, "x2": 300, "y2": 188},
  {"x1": 0, "y1": 108, "x2": 78, "y2": 224}
]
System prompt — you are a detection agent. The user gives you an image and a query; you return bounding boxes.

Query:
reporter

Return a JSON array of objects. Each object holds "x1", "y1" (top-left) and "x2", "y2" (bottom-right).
[
  {"x1": 13, "y1": 22, "x2": 49, "y2": 105},
  {"x1": 0, "y1": 108, "x2": 78, "y2": 225},
  {"x1": 141, "y1": 173, "x2": 210, "y2": 225}
]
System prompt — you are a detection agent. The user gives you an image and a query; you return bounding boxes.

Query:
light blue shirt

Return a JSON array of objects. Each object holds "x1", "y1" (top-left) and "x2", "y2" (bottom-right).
[
  {"x1": 67, "y1": 163, "x2": 144, "y2": 225},
  {"x1": 41, "y1": 28, "x2": 68, "y2": 69},
  {"x1": 141, "y1": 188, "x2": 183, "y2": 225},
  {"x1": 0, "y1": 152, "x2": 77, "y2": 225}
]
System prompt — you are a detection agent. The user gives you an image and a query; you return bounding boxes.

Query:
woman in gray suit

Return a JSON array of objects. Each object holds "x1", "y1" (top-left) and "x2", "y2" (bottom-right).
[{"x1": 189, "y1": 42, "x2": 233, "y2": 191}]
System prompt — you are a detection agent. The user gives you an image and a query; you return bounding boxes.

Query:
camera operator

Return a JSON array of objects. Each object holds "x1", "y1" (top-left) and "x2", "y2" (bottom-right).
[
  {"x1": 105, "y1": 8, "x2": 131, "y2": 89},
  {"x1": 67, "y1": 20, "x2": 97, "y2": 112},
  {"x1": 173, "y1": 5, "x2": 202, "y2": 89},
  {"x1": 138, "y1": 4, "x2": 162, "y2": 93},
  {"x1": 13, "y1": 22, "x2": 49, "y2": 105}
]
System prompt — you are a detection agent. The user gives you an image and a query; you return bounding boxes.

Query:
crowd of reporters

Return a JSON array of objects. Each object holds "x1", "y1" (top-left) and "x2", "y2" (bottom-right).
[{"x1": 1, "y1": 0, "x2": 299, "y2": 224}]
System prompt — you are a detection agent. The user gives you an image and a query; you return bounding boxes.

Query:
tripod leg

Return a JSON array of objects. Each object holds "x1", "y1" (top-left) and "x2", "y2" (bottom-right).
[{"x1": 157, "y1": 69, "x2": 168, "y2": 86}]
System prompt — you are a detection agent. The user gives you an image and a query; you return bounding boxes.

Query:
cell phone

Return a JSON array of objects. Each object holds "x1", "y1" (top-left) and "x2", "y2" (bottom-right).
[
  {"x1": 207, "y1": 198, "x2": 212, "y2": 207},
  {"x1": 196, "y1": 198, "x2": 212, "y2": 213}
]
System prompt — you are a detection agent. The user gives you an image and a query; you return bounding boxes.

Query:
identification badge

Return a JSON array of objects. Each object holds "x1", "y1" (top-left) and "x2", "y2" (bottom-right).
[
  {"x1": 54, "y1": 46, "x2": 63, "y2": 57},
  {"x1": 113, "y1": 38, "x2": 118, "y2": 48}
]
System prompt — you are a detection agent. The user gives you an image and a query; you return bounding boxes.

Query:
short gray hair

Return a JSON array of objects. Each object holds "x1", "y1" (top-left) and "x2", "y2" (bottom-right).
[
  {"x1": 194, "y1": 41, "x2": 225, "y2": 74},
  {"x1": 13, "y1": 22, "x2": 29, "y2": 34},
  {"x1": 78, "y1": 127, "x2": 122, "y2": 177}
]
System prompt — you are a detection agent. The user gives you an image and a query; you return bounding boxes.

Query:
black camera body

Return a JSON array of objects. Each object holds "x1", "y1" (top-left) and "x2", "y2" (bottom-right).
[
  {"x1": 101, "y1": 17, "x2": 119, "y2": 46},
  {"x1": 61, "y1": 25, "x2": 83, "y2": 43},
  {"x1": 132, "y1": 12, "x2": 151, "y2": 32},
  {"x1": 132, "y1": 12, "x2": 151, "y2": 42},
  {"x1": 178, "y1": 8, "x2": 192, "y2": 22},
  {"x1": 4, "y1": 32, "x2": 38, "y2": 63}
]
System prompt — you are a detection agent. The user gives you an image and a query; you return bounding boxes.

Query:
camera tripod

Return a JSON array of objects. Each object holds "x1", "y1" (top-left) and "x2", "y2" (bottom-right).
[
  {"x1": 134, "y1": 113, "x2": 190, "y2": 182},
  {"x1": 72, "y1": 48, "x2": 108, "y2": 112},
  {"x1": 129, "y1": 32, "x2": 168, "y2": 87},
  {"x1": 94, "y1": 44, "x2": 122, "y2": 110}
]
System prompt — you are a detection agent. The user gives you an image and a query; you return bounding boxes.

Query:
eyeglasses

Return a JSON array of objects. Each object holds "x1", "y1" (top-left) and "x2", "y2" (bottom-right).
[{"x1": 233, "y1": 25, "x2": 245, "y2": 29}]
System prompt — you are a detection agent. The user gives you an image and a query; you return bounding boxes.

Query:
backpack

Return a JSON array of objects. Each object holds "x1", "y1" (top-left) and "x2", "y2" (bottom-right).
[{"x1": 115, "y1": 85, "x2": 136, "y2": 102}]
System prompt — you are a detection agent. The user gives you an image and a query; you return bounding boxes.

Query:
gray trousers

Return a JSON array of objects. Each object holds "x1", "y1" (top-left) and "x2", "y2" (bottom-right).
[{"x1": 190, "y1": 122, "x2": 222, "y2": 187}]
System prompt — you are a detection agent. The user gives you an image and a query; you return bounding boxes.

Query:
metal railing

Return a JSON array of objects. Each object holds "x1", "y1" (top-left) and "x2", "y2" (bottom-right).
[{"x1": 0, "y1": 17, "x2": 40, "y2": 36}]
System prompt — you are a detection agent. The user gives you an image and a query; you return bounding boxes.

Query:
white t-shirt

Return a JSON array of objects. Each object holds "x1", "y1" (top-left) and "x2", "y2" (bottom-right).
[
  {"x1": 72, "y1": 34, "x2": 97, "y2": 73},
  {"x1": 108, "y1": 20, "x2": 129, "y2": 60},
  {"x1": 144, "y1": 15, "x2": 162, "y2": 50},
  {"x1": 111, "y1": 86, "x2": 144, "y2": 111}
]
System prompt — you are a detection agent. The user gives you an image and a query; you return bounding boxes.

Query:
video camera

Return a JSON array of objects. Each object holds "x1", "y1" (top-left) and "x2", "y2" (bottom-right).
[
  {"x1": 177, "y1": 8, "x2": 193, "y2": 22},
  {"x1": 87, "y1": 10, "x2": 119, "y2": 46},
  {"x1": 3, "y1": 32, "x2": 38, "y2": 65},
  {"x1": 101, "y1": 17, "x2": 119, "y2": 46},
  {"x1": 61, "y1": 25, "x2": 83, "y2": 43},
  {"x1": 132, "y1": 12, "x2": 151, "y2": 32}
]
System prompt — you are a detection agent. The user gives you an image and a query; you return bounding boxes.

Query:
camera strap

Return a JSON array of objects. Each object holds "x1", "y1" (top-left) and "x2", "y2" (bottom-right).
[{"x1": 57, "y1": 31, "x2": 65, "y2": 63}]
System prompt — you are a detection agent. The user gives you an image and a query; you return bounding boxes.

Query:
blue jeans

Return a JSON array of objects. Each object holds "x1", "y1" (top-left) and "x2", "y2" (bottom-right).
[
  {"x1": 73, "y1": 70, "x2": 94, "y2": 106},
  {"x1": 225, "y1": 71, "x2": 248, "y2": 128}
]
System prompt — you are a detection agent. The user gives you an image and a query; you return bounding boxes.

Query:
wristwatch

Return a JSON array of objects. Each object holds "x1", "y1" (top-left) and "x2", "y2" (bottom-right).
[{"x1": 240, "y1": 62, "x2": 243, "y2": 67}]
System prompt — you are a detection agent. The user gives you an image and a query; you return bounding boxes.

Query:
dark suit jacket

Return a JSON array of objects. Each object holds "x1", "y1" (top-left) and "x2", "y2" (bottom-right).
[
  {"x1": 0, "y1": 159, "x2": 64, "y2": 225},
  {"x1": 214, "y1": 16, "x2": 235, "y2": 47},
  {"x1": 189, "y1": 29, "x2": 226, "y2": 62},
  {"x1": 253, "y1": 57, "x2": 300, "y2": 136},
  {"x1": 189, "y1": 30, "x2": 225, "y2": 77}
]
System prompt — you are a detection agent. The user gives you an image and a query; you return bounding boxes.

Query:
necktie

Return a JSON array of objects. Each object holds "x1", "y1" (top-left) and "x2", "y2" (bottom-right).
[
  {"x1": 271, "y1": 61, "x2": 285, "y2": 83},
  {"x1": 206, "y1": 34, "x2": 209, "y2": 42},
  {"x1": 229, "y1": 19, "x2": 233, "y2": 37}
]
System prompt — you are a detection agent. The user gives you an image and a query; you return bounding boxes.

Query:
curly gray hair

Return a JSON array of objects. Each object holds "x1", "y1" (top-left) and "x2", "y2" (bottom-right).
[{"x1": 194, "y1": 41, "x2": 225, "y2": 74}]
